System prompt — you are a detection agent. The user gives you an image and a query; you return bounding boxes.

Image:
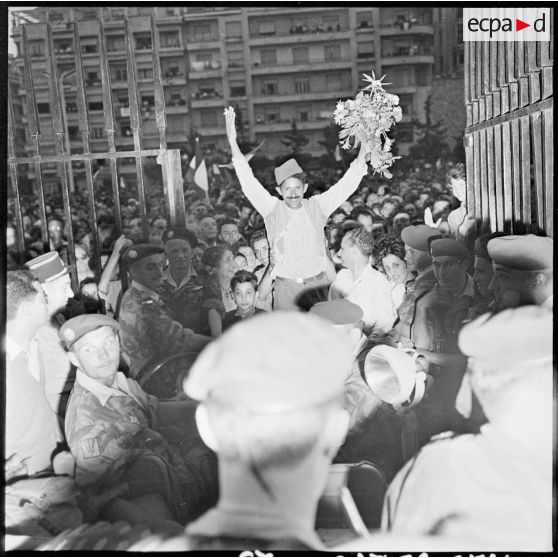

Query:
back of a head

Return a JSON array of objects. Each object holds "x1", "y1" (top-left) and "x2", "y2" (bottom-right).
[{"x1": 185, "y1": 312, "x2": 353, "y2": 468}]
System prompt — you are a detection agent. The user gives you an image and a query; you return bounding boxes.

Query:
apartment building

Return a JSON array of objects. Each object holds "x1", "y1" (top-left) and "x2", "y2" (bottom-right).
[{"x1": 10, "y1": 5, "x2": 451, "y2": 180}]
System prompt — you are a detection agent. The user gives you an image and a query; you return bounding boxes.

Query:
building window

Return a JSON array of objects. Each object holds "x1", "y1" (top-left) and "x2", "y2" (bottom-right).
[
  {"x1": 292, "y1": 46, "x2": 309, "y2": 64},
  {"x1": 163, "y1": 62, "x2": 182, "y2": 77},
  {"x1": 261, "y1": 49, "x2": 277, "y2": 66},
  {"x1": 356, "y1": 11, "x2": 374, "y2": 28},
  {"x1": 65, "y1": 98, "x2": 78, "y2": 113},
  {"x1": 116, "y1": 94, "x2": 129, "y2": 108},
  {"x1": 230, "y1": 85, "x2": 246, "y2": 97},
  {"x1": 29, "y1": 40, "x2": 45, "y2": 57},
  {"x1": 160, "y1": 31, "x2": 180, "y2": 48},
  {"x1": 81, "y1": 37, "x2": 98, "y2": 54},
  {"x1": 262, "y1": 81, "x2": 278, "y2": 95},
  {"x1": 357, "y1": 41, "x2": 375, "y2": 59},
  {"x1": 226, "y1": 21, "x2": 242, "y2": 38},
  {"x1": 168, "y1": 91, "x2": 186, "y2": 106},
  {"x1": 297, "y1": 107, "x2": 310, "y2": 122},
  {"x1": 167, "y1": 116, "x2": 186, "y2": 133},
  {"x1": 325, "y1": 73, "x2": 343, "y2": 91},
  {"x1": 135, "y1": 34, "x2": 152, "y2": 50},
  {"x1": 264, "y1": 109, "x2": 279, "y2": 123},
  {"x1": 138, "y1": 68, "x2": 153, "y2": 80},
  {"x1": 37, "y1": 102, "x2": 50, "y2": 114},
  {"x1": 54, "y1": 39, "x2": 74, "y2": 54},
  {"x1": 91, "y1": 126, "x2": 104, "y2": 139},
  {"x1": 68, "y1": 126, "x2": 80, "y2": 140},
  {"x1": 295, "y1": 78, "x2": 310, "y2": 94},
  {"x1": 258, "y1": 20, "x2": 275, "y2": 36},
  {"x1": 86, "y1": 72, "x2": 101, "y2": 86},
  {"x1": 88, "y1": 101, "x2": 104, "y2": 112},
  {"x1": 323, "y1": 15, "x2": 340, "y2": 31},
  {"x1": 201, "y1": 110, "x2": 218, "y2": 127},
  {"x1": 193, "y1": 23, "x2": 213, "y2": 42},
  {"x1": 227, "y1": 50, "x2": 244, "y2": 68},
  {"x1": 324, "y1": 44, "x2": 341, "y2": 61},
  {"x1": 121, "y1": 124, "x2": 132, "y2": 137},
  {"x1": 107, "y1": 36, "x2": 125, "y2": 52},
  {"x1": 110, "y1": 65, "x2": 128, "y2": 82}
]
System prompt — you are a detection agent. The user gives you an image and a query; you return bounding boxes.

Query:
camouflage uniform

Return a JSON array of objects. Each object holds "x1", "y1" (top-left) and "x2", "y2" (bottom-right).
[
  {"x1": 159, "y1": 267, "x2": 206, "y2": 334},
  {"x1": 119, "y1": 281, "x2": 202, "y2": 377},
  {"x1": 392, "y1": 266, "x2": 437, "y2": 348},
  {"x1": 65, "y1": 370, "x2": 217, "y2": 523}
]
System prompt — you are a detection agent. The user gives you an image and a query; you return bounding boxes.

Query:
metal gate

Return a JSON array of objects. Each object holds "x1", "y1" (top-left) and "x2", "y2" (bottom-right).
[
  {"x1": 463, "y1": 15, "x2": 553, "y2": 236},
  {"x1": 7, "y1": 13, "x2": 187, "y2": 288}
]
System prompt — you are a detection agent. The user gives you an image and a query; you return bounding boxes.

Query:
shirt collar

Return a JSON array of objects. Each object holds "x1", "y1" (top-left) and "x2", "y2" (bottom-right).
[
  {"x1": 416, "y1": 264, "x2": 434, "y2": 280},
  {"x1": 131, "y1": 280, "x2": 160, "y2": 302},
  {"x1": 75, "y1": 369, "x2": 129, "y2": 406},
  {"x1": 163, "y1": 265, "x2": 197, "y2": 289}
]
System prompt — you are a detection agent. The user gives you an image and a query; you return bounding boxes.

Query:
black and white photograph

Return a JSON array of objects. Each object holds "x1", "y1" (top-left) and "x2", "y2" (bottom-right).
[{"x1": 4, "y1": 4, "x2": 554, "y2": 554}]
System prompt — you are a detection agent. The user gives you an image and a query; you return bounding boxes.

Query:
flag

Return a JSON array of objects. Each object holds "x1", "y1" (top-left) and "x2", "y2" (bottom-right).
[
  {"x1": 218, "y1": 138, "x2": 266, "y2": 170},
  {"x1": 185, "y1": 137, "x2": 209, "y2": 200}
]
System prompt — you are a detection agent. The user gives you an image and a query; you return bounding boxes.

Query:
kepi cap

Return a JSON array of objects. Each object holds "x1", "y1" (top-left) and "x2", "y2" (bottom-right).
[
  {"x1": 25, "y1": 251, "x2": 72, "y2": 283},
  {"x1": 274, "y1": 158, "x2": 303, "y2": 186},
  {"x1": 309, "y1": 299, "x2": 363, "y2": 325},
  {"x1": 401, "y1": 225, "x2": 441, "y2": 252},
  {"x1": 487, "y1": 234, "x2": 553, "y2": 272},
  {"x1": 458, "y1": 305, "x2": 552, "y2": 366},
  {"x1": 122, "y1": 243, "x2": 165, "y2": 265},
  {"x1": 162, "y1": 227, "x2": 198, "y2": 248},
  {"x1": 59, "y1": 314, "x2": 120, "y2": 350},
  {"x1": 184, "y1": 311, "x2": 353, "y2": 412}
]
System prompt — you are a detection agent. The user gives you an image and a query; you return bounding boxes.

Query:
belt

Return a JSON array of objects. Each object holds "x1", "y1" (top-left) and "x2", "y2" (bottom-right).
[{"x1": 275, "y1": 272, "x2": 325, "y2": 284}]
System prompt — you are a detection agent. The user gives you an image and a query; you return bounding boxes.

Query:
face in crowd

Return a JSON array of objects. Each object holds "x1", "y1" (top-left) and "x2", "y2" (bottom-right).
[
  {"x1": 252, "y1": 237, "x2": 270, "y2": 266},
  {"x1": 219, "y1": 223, "x2": 240, "y2": 248},
  {"x1": 277, "y1": 177, "x2": 308, "y2": 210},
  {"x1": 165, "y1": 239, "x2": 193, "y2": 274},
  {"x1": 232, "y1": 281, "x2": 257, "y2": 314},
  {"x1": 43, "y1": 273, "x2": 74, "y2": 315},
  {"x1": 216, "y1": 249, "x2": 238, "y2": 281},
  {"x1": 472, "y1": 257, "x2": 493, "y2": 300},
  {"x1": 70, "y1": 326, "x2": 120, "y2": 387},
  {"x1": 433, "y1": 255, "x2": 468, "y2": 292},
  {"x1": 382, "y1": 253, "x2": 409, "y2": 286},
  {"x1": 130, "y1": 253, "x2": 165, "y2": 292},
  {"x1": 200, "y1": 217, "x2": 218, "y2": 241},
  {"x1": 48, "y1": 219, "x2": 64, "y2": 244}
]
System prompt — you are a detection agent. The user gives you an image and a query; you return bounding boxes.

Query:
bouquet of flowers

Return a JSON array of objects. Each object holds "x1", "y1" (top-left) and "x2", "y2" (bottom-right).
[{"x1": 334, "y1": 72, "x2": 403, "y2": 178}]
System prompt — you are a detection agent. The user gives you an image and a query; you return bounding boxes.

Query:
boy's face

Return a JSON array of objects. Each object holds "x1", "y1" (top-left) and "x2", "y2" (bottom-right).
[{"x1": 232, "y1": 281, "x2": 256, "y2": 312}]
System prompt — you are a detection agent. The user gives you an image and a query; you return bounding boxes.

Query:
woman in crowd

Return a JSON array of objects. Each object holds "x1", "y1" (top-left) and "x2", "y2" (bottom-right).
[{"x1": 201, "y1": 245, "x2": 239, "y2": 337}]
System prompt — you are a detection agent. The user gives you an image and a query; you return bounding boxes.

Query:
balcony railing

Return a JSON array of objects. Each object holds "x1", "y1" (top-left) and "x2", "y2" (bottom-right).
[
  {"x1": 190, "y1": 60, "x2": 221, "y2": 72},
  {"x1": 252, "y1": 57, "x2": 351, "y2": 69},
  {"x1": 382, "y1": 46, "x2": 433, "y2": 57},
  {"x1": 251, "y1": 23, "x2": 345, "y2": 38}
]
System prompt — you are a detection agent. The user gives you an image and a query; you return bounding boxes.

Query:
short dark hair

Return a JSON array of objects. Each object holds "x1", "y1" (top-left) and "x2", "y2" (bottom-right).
[
  {"x1": 250, "y1": 229, "x2": 268, "y2": 248},
  {"x1": 218, "y1": 218, "x2": 239, "y2": 233},
  {"x1": 201, "y1": 245, "x2": 231, "y2": 269},
  {"x1": 7, "y1": 270, "x2": 41, "y2": 321},
  {"x1": 230, "y1": 269, "x2": 258, "y2": 291},
  {"x1": 445, "y1": 162, "x2": 466, "y2": 184},
  {"x1": 344, "y1": 226, "x2": 374, "y2": 257},
  {"x1": 350, "y1": 206, "x2": 374, "y2": 221}
]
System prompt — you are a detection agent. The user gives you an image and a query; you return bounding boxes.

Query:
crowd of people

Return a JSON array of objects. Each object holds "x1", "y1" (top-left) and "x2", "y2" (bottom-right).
[{"x1": 5, "y1": 111, "x2": 553, "y2": 551}]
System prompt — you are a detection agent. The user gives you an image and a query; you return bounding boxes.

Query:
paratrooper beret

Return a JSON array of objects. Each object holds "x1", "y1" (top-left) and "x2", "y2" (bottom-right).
[
  {"x1": 59, "y1": 314, "x2": 120, "y2": 350},
  {"x1": 309, "y1": 299, "x2": 363, "y2": 325},
  {"x1": 121, "y1": 243, "x2": 165, "y2": 265},
  {"x1": 401, "y1": 224, "x2": 441, "y2": 252},
  {"x1": 430, "y1": 238, "x2": 470, "y2": 261},
  {"x1": 162, "y1": 227, "x2": 198, "y2": 248}
]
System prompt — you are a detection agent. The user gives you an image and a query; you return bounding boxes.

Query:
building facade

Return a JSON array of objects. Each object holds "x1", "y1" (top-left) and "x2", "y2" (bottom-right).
[{"x1": 10, "y1": 6, "x2": 456, "y2": 178}]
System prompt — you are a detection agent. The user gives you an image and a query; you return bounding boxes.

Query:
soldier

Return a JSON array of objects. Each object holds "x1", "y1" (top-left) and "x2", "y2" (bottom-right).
[
  {"x1": 382, "y1": 306, "x2": 553, "y2": 551},
  {"x1": 118, "y1": 244, "x2": 211, "y2": 377},
  {"x1": 487, "y1": 234, "x2": 553, "y2": 311},
  {"x1": 412, "y1": 238, "x2": 474, "y2": 438},
  {"x1": 392, "y1": 224, "x2": 441, "y2": 347},
  {"x1": 60, "y1": 314, "x2": 218, "y2": 530},
  {"x1": 25, "y1": 251, "x2": 75, "y2": 422},
  {"x1": 225, "y1": 106, "x2": 369, "y2": 310},
  {"x1": 159, "y1": 227, "x2": 205, "y2": 333}
]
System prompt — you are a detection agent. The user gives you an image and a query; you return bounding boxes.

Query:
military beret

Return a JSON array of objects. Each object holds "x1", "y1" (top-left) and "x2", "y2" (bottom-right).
[
  {"x1": 487, "y1": 234, "x2": 553, "y2": 272},
  {"x1": 59, "y1": 314, "x2": 120, "y2": 350},
  {"x1": 364, "y1": 345, "x2": 427, "y2": 408},
  {"x1": 430, "y1": 238, "x2": 470, "y2": 261},
  {"x1": 458, "y1": 305, "x2": 552, "y2": 366},
  {"x1": 274, "y1": 158, "x2": 303, "y2": 186},
  {"x1": 401, "y1": 224, "x2": 441, "y2": 252},
  {"x1": 25, "y1": 251, "x2": 73, "y2": 283},
  {"x1": 162, "y1": 227, "x2": 198, "y2": 248},
  {"x1": 184, "y1": 311, "x2": 353, "y2": 411},
  {"x1": 121, "y1": 243, "x2": 164, "y2": 265},
  {"x1": 309, "y1": 299, "x2": 363, "y2": 325}
]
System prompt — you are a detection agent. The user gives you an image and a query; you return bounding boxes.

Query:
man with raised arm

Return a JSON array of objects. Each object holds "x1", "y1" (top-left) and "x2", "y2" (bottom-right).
[{"x1": 224, "y1": 106, "x2": 369, "y2": 310}]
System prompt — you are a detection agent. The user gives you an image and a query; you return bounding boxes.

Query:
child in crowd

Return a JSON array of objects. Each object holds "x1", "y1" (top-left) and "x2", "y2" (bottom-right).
[{"x1": 222, "y1": 270, "x2": 266, "y2": 332}]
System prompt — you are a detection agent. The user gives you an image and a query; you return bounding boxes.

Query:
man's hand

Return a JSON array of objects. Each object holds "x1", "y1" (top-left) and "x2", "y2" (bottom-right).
[
  {"x1": 113, "y1": 234, "x2": 132, "y2": 255},
  {"x1": 224, "y1": 106, "x2": 237, "y2": 144}
]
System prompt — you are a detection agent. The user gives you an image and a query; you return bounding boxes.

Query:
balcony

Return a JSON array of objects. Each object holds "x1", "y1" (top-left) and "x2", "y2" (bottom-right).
[
  {"x1": 253, "y1": 88, "x2": 353, "y2": 105},
  {"x1": 251, "y1": 59, "x2": 351, "y2": 75},
  {"x1": 188, "y1": 60, "x2": 221, "y2": 79},
  {"x1": 381, "y1": 53, "x2": 434, "y2": 66},
  {"x1": 195, "y1": 126, "x2": 225, "y2": 136},
  {"x1": 253, "y1": 119, "x2": 331, "y2": 133},
  {"x1": 379, "y1": 24, "x2": 434, "y2": 36},
  {"x1": 249, "y1": 29, "x2": 352, "y2": 46},
  {"x1": 191, "y1": 95, "x2": 224, "y2": 109},
  {"x1": 185, "y1": 35, "x2": 221, "y2": 49},
  {"x1": 166, "y1": 104, "x2": 189, "y2": 115}
]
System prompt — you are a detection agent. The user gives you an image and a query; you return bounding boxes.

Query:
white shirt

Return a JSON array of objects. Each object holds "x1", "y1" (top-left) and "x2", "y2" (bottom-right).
[{"x1": 330, "y1": 266, "x2": 396, "y2": 334}]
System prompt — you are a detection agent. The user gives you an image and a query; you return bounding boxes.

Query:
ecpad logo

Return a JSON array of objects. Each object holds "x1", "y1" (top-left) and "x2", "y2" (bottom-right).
[{"x1": 463, "y1": 8, "x2": 550, "y2": 42}]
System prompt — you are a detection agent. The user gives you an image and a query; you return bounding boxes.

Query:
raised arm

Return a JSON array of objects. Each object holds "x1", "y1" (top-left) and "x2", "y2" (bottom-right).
[
  {"x1": 316, "y1": 143, "x2": 369, "y2": 217},
  {"x1": 224, "y1": 107, "x2": 277, "y2": 217},
  {"x1": 98, "y1": 235, "x2": 132, "y2": 300}
]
